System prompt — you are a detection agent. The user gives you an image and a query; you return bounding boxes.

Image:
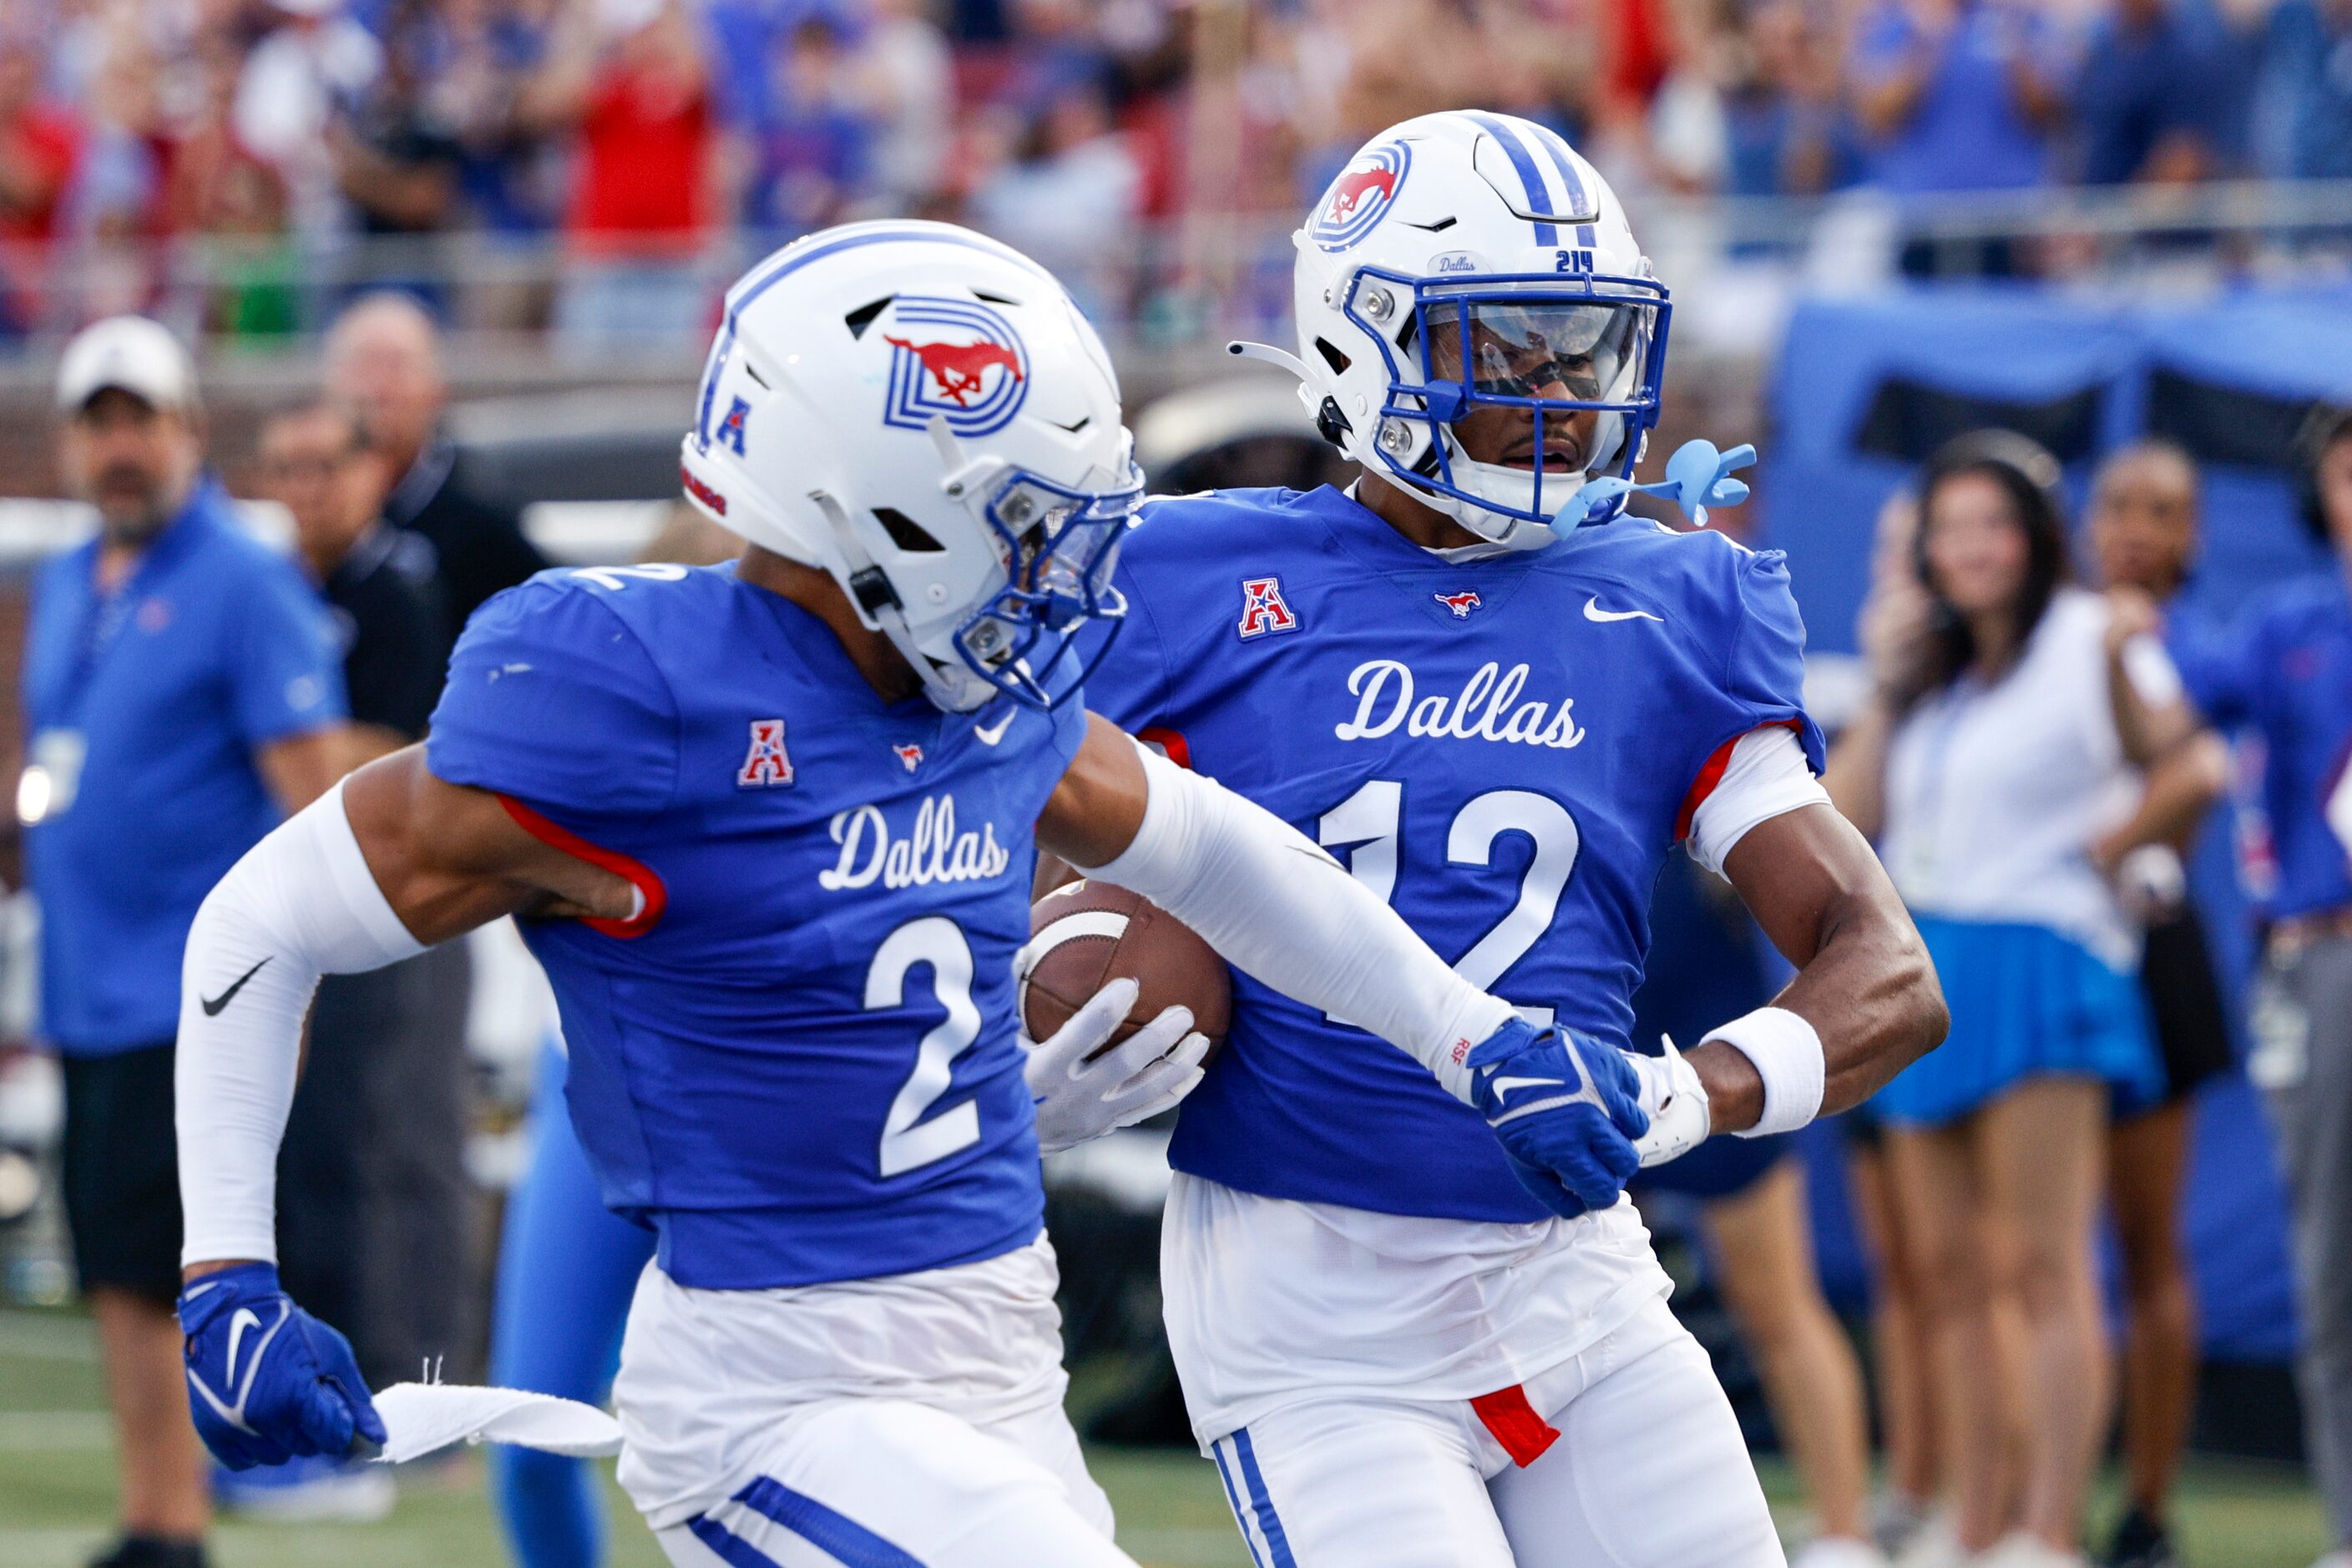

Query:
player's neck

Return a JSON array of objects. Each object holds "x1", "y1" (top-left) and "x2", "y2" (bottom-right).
[
  {"x1": 736, "y1": 545, "x2": 926, "y2": 704},
  {"x1": 1356, "y1": 473, "x2": 1491, "y2": 553}
]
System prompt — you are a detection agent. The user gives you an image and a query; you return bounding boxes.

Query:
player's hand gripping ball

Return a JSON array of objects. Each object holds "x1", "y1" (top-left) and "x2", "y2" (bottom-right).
[
  {"x1": 1019, "y1": 881, "x2": 1232, "y2": 1152},
  {"x1": 1464, "y1": 1017, "x2": 1650, "y2": 1217}
]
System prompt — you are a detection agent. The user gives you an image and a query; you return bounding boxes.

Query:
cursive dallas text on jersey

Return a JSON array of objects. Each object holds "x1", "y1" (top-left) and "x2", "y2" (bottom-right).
[
  {"x1": 1080, "y1": 483, "x2": 1823, "y2": 1225},
  {"x1": 427, "y1": 563, "x2": 1086, "y2": 1289}
]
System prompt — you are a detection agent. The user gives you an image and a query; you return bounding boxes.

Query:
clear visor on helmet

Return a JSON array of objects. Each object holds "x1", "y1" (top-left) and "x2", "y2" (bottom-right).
[
  {"x1": 953, "y1": 466, "x2": 1141, "y2": 708},
  {"x1": 1348, "y1": 266, "x2": 1671, "y2": 529},
  {"x1": 1422, "y1": 299, "x2": 1645, "y2": 407}
]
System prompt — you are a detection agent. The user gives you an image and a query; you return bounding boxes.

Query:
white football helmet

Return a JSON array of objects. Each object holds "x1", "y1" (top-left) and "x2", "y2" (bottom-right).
[
  {"x1": 1241, "y1": 111, "x2": 1672, "y2": 550},
  {"x1": 681, "y1": 220, "x2": 1142, "y2": 712}
]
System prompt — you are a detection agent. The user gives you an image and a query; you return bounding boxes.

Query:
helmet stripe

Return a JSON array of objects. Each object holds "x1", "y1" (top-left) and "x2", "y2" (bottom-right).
[
  {"x1": 1463, "y1": 112, "x2": 1559, "y2": 245},
  {"x1": 696, "y1": 226, "x2": 1046, "y2": 450},
  {"x1": 1528, "y1": 125, "x2": 1601, "y2": 249}
]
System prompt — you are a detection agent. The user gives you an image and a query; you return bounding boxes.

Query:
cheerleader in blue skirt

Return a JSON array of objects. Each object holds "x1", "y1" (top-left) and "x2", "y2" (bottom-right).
[{"x1": 1823, "y1": 432, "x2": 2222, "y2": 1568}]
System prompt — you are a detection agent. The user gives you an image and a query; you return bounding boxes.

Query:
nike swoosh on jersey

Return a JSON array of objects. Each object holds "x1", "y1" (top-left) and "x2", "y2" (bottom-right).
[
  {"x1": 1583, "y1": 597, "x2": 1664, "y2": 624},
  {"x1": 202, "y1": 957, "x2": 271, "y2": 1017},
  {"x1": 974, "y1": 709, "x2": 1017, "y2": 746}
]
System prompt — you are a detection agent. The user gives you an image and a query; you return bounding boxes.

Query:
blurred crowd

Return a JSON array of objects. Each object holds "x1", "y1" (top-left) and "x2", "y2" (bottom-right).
[{"x1": 2, "y1": 0, "x2": 2351, "y2": 343}]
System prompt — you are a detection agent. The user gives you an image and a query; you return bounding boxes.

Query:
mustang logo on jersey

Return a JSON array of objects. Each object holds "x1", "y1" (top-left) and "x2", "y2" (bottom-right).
[
  {"x1": 820, "y1": 793, "x2": 1012, "y2": 891},
  {"x1": 893, "y1": 743, "x2": 924, "y2": 772},
  {"x1": 1333, "y1": 659, "x2": 1588, "y2": 750},
  {"x1": 738, "y1": 719, "x2": 795, "y2": 787},
  {"x1": 1237, "y1": 577, "x2": 1299, "y2": 639},
  {"x1": 1435, "y1": 589, "x2": 1483, "y2": 619}
]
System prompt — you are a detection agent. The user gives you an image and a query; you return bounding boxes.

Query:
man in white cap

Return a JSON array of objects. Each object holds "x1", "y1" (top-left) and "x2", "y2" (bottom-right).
[{"x1": 23, "y1": 317, "x2": 350, "y2": 1568}]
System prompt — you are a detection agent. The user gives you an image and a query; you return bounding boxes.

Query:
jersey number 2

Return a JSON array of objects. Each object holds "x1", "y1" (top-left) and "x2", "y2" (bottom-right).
[
  {"x1": 865, "y1": 917, "x2": 984, "y2": 1177},
  {"x1": 1318, "y1": 782, "x2": 1579, "y2": 1027}
]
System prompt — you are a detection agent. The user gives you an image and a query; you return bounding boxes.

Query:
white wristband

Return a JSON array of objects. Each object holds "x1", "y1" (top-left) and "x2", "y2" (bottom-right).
[{"x1": 1705, "y1": 1005, "x2": 1825, "y2": 1137}]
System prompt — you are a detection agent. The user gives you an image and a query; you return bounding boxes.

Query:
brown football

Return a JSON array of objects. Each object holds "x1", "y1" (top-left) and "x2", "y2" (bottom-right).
[{"x1": 1024, "y1": 880, "x2": 1232, "y2": 1061}]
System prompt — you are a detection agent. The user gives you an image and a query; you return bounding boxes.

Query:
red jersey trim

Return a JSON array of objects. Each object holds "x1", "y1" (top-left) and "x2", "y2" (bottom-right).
[
  {"x1": 1470, "y1": 1383, "x2": 1560, "y2": 1468},
  {"x1": 1137, "y1": 726, "x2": 1192, "y2": 770},
  {"x1": 1674, "y1": 718, "x2": 1803, "y2": 843},
  {"x1": 496, "y1": 794, "x2": 669, "y2": 939}
]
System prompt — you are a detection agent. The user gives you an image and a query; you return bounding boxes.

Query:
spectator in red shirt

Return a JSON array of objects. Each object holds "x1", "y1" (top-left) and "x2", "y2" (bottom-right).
[
  {"x1": 0, "y1": 37, "x2": 81, "y2": 335},
  {"x1": 520, "y1": 0, "x2": 718, "y2": 356}
]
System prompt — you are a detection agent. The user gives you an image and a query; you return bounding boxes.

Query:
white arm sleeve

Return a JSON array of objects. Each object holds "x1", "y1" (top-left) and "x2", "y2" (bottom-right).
[
  {"x1": 177, "y1": 779, "x2": 426, "y2": 1266},
  {"x1": 1077, "y1": 741, "x2": 1513, "y2": 1101},
  {"x1": 1685, "y1": 726, "x2": 1832, "y2": 878}
]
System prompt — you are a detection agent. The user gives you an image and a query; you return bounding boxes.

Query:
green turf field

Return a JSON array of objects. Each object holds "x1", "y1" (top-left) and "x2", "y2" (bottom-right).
[{"x1": 0, "y1": 1307, "x2": 2333, "y2": 1566}]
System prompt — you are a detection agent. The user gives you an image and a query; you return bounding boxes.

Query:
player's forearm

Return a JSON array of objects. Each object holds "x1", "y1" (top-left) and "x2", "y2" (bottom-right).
[
  {"x1": 1756, "y1": 893, "x2": 1945, "y2": 1119},
  {"x1": 1073, "y1": 741, "x2": 1510, "y2": 1099},
  {"x1": 178, "y1": 782, "x2": 427, "y2": 1268}
]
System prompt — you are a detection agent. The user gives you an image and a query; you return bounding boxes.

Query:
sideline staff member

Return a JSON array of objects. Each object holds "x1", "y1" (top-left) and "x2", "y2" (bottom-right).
[
  {"x1": 23, "y1": 317, "x2": 347, "y2": 1568},
  {"x1": 2177, "y1": 404, "x2": 2352, "y2": 1564}
]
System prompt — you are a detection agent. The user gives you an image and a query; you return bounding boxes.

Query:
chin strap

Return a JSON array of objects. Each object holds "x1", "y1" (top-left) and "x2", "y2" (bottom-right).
[{"x1": 1566, "y1": 440, "x2": 1757, "y2": 529}]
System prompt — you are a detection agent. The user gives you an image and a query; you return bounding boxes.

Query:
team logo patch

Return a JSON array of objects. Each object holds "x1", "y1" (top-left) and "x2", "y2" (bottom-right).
[
  {"x1": 1237, "y1": 576, "x2": 1299, "y2": 640},
  {"x1": 1435, "y1": 589, "x2": 1483, "y2": 619},
  {"x1": 717, "y1": 396, "x2": 751, "y2": 456},
  {"x1": 1311, "y1": 140, "x2": 1412, "y2": 253},
  {"x1": 738, "y1": 718, "x2": 795, "y2": 788},
  {"x1": 893, "y1": 743, "x2": 923, "y2": 773},
  {"x1": 882, "y1": 296, "x2": 1029, "y2": 438}
]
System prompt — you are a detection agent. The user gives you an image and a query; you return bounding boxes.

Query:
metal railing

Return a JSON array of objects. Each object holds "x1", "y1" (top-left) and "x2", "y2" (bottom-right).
[{"x1": 0, "y1": 180, "x2": 2346, "y2": 368}]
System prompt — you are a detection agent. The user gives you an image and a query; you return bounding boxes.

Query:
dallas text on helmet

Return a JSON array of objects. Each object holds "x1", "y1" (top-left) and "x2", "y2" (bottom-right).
[
  {"x1": 820, "y1": 795, "x2": 1013, "y2": 891},
  {"x1": 1333, "y1": 660, "x2": 1588, "y2": 750}
]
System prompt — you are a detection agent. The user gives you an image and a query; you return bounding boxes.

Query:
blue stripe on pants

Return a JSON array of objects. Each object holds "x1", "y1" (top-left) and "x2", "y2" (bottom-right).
[
  {"x1": 1231, "y1": 1429, "x2": 1299, "y2": 1568},
  {"x1": 690, "y1": 1515, "x2": 785, "y2": 1568},
  {"x1": 1211, "y1": 1442, "x2": 1269, "y2": 1568},
  {"x1": 732, "y1": 1475, "x2": 928, "y2": 1568}
]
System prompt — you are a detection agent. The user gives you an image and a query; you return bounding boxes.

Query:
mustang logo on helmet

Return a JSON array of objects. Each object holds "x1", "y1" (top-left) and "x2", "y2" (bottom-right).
[
  {"x1": 884, "y1": 337, "x2": 1024, "y2": 407},
  {"x1": 1310, "y1": 141, "x2": 1412, "y2": 253},
  {"x1": 882, "y1": 296, "x2": 1031, "y2": 438}
]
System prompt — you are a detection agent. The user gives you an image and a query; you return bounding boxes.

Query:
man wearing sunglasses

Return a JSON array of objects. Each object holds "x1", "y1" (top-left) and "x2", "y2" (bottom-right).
[{"x1": 1071, "y1": 112, "x2": 1948, "y2": 1568}]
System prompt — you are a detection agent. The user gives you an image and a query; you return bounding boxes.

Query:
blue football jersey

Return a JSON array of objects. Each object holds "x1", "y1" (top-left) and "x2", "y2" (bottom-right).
[
  {"x1": 427, "y1": 563, "x2": 1087, "y2": 1289},
  {"x1": 1083, "y1": 485, "x2": 1824, "y2": 1224}
]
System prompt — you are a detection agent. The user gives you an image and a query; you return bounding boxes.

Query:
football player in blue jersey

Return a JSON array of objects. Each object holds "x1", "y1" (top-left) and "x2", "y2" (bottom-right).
[
  {"x1": 1065, "y1": 114, "x2": 1949, "y2": 1568},
  {"x1": 164, "y1": 222, "x2": 1669, "y2": 1568}
]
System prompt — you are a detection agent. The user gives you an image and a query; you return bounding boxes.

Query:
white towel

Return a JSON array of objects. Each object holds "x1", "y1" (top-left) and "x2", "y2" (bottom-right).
[{"x1": 370, "y1": 1382, "x2": 624, "y2": 1464}]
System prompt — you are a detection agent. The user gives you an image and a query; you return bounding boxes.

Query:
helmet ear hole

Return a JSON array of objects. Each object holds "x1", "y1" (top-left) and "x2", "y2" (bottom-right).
[
  {"x1": 872, "y1": 508, "x2": 946, "y2": 552},
  {"x1": 1313, "y1": 337, "x2": 1351, "y2": 376}
]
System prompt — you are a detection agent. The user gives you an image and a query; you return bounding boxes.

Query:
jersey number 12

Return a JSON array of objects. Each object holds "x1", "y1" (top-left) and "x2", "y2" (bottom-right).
[{"x1": 1319, "y1": 781, "x2": 1580, "y2": 1026}]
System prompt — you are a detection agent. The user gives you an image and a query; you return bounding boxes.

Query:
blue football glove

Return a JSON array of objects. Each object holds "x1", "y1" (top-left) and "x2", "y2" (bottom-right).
[
  {"x1": 1465, "y1": 1018, "x2": 1649, "y2": 1218},
  {"x1": 177, "y1": 1262, "x2": 386, "y2": 1470}
]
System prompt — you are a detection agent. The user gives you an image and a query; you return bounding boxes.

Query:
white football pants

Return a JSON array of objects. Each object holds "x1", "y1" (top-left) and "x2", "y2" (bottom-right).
[
  {"x1": 653, "y1": 1396, "x2": 1132, "y2": 1568},
  {"x1": 1205, "y1": 1295, "x2": 1784, "y2": 1568}
]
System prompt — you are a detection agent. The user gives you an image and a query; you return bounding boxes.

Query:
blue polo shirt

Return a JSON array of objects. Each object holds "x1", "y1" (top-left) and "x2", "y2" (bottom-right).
[
  {"x1": 22, "y1": 480, "x2": 347, "y2": 1055},
  {"x1": 2173, "y1": 571, "x2": 2352, "y2": 922}
]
